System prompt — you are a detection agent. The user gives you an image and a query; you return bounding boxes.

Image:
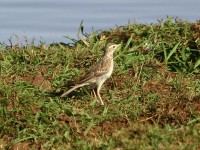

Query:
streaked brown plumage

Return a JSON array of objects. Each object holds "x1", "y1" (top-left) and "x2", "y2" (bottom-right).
[{"x1": 61, "y1": 43, "x2": 120, "y2": 105}]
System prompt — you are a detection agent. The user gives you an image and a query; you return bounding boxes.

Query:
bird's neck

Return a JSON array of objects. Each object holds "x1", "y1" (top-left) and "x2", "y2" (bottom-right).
[{"x1": 104, "y1": 51, "x2": 114, "y2": 58}]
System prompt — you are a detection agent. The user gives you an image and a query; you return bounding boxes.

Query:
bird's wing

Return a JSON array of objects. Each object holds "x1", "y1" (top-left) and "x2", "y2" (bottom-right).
[
  {"x1": 94, "y1": 57, "x2": 112, "y2": 77},
  {"x1": 78, "y1": 57, "x2": 112, "y2": 84}
]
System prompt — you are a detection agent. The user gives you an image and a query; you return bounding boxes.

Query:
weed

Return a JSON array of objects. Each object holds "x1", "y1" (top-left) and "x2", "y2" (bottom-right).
[{"x1": 0, "y1": 18, "x2": 200, "y2": 149}]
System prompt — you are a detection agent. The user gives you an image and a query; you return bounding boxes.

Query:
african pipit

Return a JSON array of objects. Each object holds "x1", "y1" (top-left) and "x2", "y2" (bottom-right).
[{"x1": 61, "y1": 43, "x2": 121, "y2": 105}]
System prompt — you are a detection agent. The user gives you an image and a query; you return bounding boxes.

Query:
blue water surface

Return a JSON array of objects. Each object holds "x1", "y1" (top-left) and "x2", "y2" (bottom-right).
[{"x1": 0, "y1": 0, "x2": 199, "y2": 44}]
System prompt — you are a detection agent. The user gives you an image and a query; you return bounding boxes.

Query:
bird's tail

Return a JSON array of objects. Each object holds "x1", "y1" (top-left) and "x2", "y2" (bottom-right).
[{"x1": 60, "y1": 83, "x2": 88, "y2": 97}]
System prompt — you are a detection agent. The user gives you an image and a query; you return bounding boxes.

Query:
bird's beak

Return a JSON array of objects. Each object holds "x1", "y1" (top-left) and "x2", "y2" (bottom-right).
[
  {"x1": 116, "y1": 44, "x2": 121, "y2": 49},
  {"x1": 117, "y1": 44, "x2": 121, "y2": 47}
]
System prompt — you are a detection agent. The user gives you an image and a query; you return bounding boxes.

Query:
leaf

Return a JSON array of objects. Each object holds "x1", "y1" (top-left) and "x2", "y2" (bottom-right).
[
  {"x1": 124, "y1": 36, "x2": 133, "y2": 50},
  {"x1": 172, "y1": 65, "x2": 185, "y2": 74},
  {"x1": 194, "y1": 58, "x2": 200, "y2": 69},
  {"x1": 163, "y1": 43, "x2": 167, "y2": 62},
  {"x1": 166, "y1": 42, "x2": 180, "y2": 62}
]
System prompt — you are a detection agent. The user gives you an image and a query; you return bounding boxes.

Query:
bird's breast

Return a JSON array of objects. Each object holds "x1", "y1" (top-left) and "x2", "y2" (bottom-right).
[{"x1": 105, "y1": 61, "x2": 113, "y2": 78}]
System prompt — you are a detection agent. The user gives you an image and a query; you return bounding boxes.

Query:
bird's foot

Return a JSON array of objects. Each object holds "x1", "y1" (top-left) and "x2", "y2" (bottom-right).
[{"x1": 100, "y1": 101, "x2": 105, "y2": 106}]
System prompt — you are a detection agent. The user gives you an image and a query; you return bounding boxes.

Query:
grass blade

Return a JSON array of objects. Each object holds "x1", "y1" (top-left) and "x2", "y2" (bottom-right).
[
  {"x1": 194, "y1": 58, "x2": 200, "y2": 69},
  {"x1": 166, "y1": 42, "x2": 180, "y2": 62}
]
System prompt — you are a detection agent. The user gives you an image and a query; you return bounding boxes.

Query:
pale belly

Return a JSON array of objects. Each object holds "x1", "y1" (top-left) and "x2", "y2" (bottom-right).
[{"x1": 96, "y1": 64, "x2": 113, "y2": 85}]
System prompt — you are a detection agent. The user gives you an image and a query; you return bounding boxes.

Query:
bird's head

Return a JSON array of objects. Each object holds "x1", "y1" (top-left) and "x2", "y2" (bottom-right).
[{"x1": 104, "y1": 43, "x2": 121, "y2": 56}]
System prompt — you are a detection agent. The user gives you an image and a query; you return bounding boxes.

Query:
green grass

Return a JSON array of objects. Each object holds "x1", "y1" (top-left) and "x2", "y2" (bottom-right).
[{"x1": 0, "y1": 17, "x2": 200, "y2": 149}]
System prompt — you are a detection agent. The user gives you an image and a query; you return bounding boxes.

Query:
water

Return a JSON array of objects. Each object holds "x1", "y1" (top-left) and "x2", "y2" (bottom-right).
[{"x1": 0, "y1": 0, "x2": 199, "y2": 45}]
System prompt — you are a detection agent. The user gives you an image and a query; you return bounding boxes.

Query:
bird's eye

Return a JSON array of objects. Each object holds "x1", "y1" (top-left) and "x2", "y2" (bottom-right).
[{"x1": 113, "y1": 45, "x2": 116, "y2": 48}]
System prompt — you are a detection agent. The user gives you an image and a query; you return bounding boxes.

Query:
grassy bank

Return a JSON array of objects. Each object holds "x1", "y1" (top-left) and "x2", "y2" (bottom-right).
[{"x1": 0, "y1": 18, "x2": 200, "y2": 149}]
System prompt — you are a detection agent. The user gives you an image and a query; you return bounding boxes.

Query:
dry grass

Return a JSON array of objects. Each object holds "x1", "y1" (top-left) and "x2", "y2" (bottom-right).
[{"x1": 0, "y1": 18, "x2": 200, "y2": 149}]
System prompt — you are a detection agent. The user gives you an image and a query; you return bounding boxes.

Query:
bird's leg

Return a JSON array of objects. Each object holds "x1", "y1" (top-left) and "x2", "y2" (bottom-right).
[
  {"x1": 91, "y1": 87, "x2": 100, "y2": 105},
  {"x1": 97, "y1": 91, "x2": 104, "y2": 106},
  {"x1": 92, "y1": 87, "x2": 97, "y2": 98},
  {"x1": 96, "y1": 86, "x2": 104, "y2": 106}
]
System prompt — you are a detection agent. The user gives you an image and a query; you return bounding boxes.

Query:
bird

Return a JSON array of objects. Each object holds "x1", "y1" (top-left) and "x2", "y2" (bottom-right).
[{"x1": 61, "y1": 43, "x2": 121, "y2": 105}]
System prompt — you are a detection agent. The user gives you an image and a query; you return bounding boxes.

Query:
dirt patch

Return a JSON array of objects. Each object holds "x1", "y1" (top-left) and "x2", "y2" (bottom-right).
[
  {"x1": 91, "y1": 118, "x2": 129, "y2": 136},
  {"x1": 11, "y1": 142, "x2": 30, "y2": 150},
  {"x1": 56, "y1": 114, "x2": 83, "y2": 134},
  {"x1": 147, "y1": 102, "x2": 193, "y2": 125},
  {"x1": 31, "y1": 105, "x2": 41, "y2": 114},
  {"x1": 22, "y1": 72, "x2": 52, "y2": 91},
  {"x1": 140, "y1": 65, "x2": 200, "y2": 126},
  {"x1": 140, "y1": 91, "x2": 200, "y2": 126},
  {"x1": 56, "y1": 114, "x2": 74, "y2": 123}
]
